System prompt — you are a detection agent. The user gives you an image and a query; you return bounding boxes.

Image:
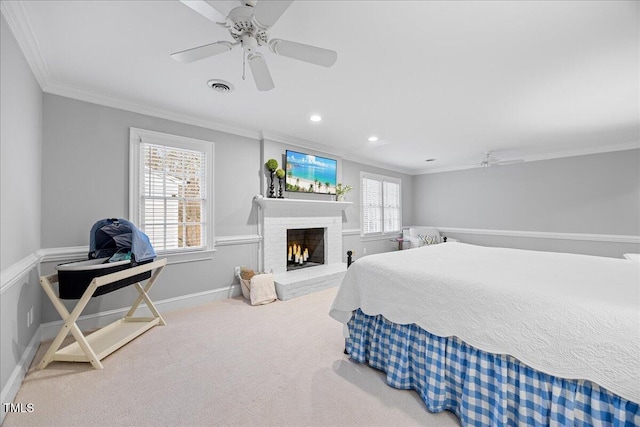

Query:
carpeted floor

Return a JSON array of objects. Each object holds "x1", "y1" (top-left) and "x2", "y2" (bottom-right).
[{"x1": 4, "y1": 287, "x2": 460, "y2": 427}]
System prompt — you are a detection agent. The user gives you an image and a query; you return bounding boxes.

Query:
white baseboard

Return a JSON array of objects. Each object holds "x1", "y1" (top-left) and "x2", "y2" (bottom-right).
[
  {"x1": 0, "y1": 327, "x2": 42, "y2": 425},
  {"x1": 40, "y1": 284, "x2": 242, "y2": 341}
]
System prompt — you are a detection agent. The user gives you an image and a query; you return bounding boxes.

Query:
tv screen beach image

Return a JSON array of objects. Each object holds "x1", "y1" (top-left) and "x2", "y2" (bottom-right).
[{"x1": 285, "y1": 150, "x2": 337, "y2": 194}]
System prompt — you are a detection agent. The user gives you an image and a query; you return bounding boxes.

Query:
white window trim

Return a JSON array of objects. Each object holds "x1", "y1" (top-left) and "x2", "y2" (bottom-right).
[
  {"x1": 129, "y1": 127, "x2": 214, "y2": 254},
  {"x1": 360, "y1": 171, "x2": 402, "y2": 238}
]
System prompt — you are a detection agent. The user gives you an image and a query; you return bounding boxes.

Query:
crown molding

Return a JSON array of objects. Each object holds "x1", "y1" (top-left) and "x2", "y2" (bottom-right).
[
  {"x1": 414, "y1": 141, "x2": 640, "y2": 175},
  {"x1": 341, "y1": 153, "x2": 415, "y2": 175},
  {"x1": 44, "y1": 81, "x2": 262, "y2": 141},
  {"x1": 260, "y1": 131, "x2": 348, "y2": 157},
  {"x1": 1, "y1": 0, "x2": 51, "y2": 89}
]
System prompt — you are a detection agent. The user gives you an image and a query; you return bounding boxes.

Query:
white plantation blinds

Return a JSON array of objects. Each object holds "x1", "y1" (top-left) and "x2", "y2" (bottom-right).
[
  {"x1": 362, "y1": 178, "x2": 382, "y2": 234},
  {"x1": 383, "y1": 180, "x2": 400, "y2": 233},
  {"x1": 361, "y1": 173, "x2": 401, "y2": 235},
  {"x1": 130, "y1": 128, "x2": 213, "y2": 252}
]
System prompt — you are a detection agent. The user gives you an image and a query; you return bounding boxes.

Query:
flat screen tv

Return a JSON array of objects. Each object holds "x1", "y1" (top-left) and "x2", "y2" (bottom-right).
[{"x1": 285, "y1": 150, "x2": 337, "y2": 194}]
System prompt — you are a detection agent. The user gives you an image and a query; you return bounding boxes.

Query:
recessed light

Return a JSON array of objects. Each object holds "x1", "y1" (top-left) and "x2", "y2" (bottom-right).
[
  {"x1": 368, "y1": 136, "x2": 379, "y2": 142},
  {"x1": 310, "y1": 115, "x2": 322, "y2": 122},
  {"x1": 425, "y1": 158, "x2": 437, "y2": 162}
]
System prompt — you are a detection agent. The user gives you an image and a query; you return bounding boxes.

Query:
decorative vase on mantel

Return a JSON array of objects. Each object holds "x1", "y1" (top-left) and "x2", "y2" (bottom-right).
[
  {"x1": 335, "y1": 183, "x2": 352, "y2": 202},
  {"x1": 276, "y1": 168, "x2": 286, "y2": 198},
  {"x1": 265, "y1": 159, "x2": 279, "y2": 198}
]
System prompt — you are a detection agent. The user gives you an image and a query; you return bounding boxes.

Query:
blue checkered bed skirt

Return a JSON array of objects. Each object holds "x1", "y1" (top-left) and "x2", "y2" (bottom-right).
[{"x1": 346, "y1": 309, "x2": 640, "y2": 426}]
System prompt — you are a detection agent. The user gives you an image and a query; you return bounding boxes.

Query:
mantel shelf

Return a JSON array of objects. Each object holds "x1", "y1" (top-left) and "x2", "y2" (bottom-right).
[{"x1": 253, "y1": 195, "x2": 352, "y2": 212}]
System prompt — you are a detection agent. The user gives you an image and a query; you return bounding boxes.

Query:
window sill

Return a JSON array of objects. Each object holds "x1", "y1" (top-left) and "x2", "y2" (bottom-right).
[{"x1": 360, "y1": 232, "x2": 402, "y2": 242}]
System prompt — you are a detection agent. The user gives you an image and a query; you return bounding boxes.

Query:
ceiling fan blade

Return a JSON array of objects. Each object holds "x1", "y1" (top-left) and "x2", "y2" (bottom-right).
[
  {"x1": 179, "y1": 0, "x2": 228, "y2": 24},
  {"x1": 171, "y1": 41, "x2": 233, "y2": 63},
  {"x1": 252, "y1": 0, "x2": 293, "y2": 29},
  {"x1": 269, "y1": 39, "x2": 337, "y2": 67},
  {"x1": 248, "y1": 53, "x2": 275, "y2": 91},
  {"x1": 495, "y1": 159, "x2": 525, "y2": 165}
]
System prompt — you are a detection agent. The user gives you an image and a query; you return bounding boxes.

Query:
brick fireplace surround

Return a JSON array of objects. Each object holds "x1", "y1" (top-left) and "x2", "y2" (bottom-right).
[{"x1": 253, "y1": 196, "x2": 351, "y2": 300}]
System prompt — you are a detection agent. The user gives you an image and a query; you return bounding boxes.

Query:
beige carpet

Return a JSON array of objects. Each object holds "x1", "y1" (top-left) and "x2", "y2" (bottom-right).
[{"x1": 4, "y1": 287, "x2": 460, "y2": 427}]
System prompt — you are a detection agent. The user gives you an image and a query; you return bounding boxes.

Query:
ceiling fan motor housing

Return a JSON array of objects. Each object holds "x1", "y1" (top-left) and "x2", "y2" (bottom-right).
[{"x1": 228, "y1": 6, "x2": 267, "y2": 45}]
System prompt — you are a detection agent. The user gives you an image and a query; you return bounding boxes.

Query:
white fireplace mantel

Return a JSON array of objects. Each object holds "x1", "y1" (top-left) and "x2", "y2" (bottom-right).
[
  {"x1": 253, "y1": 195, "x2": 352, "y2": 213},
  {"x1": 254, "y1": 195, "x2": 350, "y2": 276}
]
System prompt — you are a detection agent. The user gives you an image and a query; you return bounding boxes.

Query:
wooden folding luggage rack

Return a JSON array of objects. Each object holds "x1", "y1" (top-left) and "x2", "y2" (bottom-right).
[{"x1": 38, "y1": 258, "x2": 167, "y2": 370}]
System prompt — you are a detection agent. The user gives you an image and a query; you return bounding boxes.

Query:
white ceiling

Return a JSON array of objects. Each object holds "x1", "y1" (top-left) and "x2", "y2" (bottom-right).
[{"x1": 4, "y1": 0, "x2": 639, "y2": 174}]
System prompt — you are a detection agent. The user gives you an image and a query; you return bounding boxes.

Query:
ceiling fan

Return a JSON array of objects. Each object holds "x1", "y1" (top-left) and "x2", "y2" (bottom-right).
[
  {"x1": 172, "y1": 0, "x2": 338, "y2": 91},
  {"x1": 477, "y1": 151, "x2": 524, "y2": 171}
]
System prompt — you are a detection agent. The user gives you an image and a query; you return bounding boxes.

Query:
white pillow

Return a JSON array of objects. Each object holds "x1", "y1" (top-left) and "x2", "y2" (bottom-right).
[{"x1": 409, "y1": 227, "x2": 442, "y2": 245}]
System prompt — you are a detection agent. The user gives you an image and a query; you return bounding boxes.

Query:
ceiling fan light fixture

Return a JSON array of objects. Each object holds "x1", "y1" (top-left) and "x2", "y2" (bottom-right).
[{"x1": 310, "y1": 115, "x2": 322, "y2": 122}]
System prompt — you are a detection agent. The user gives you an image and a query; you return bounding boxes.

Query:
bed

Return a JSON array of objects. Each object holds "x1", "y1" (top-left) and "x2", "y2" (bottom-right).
[{"x1": 329, "y1": 242, "x2": 640, "y2": 425}]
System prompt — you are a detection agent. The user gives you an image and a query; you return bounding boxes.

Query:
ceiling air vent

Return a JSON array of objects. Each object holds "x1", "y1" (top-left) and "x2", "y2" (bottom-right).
[{"x1": 207, "y1": 79, "x2": 235, "y2": 93}]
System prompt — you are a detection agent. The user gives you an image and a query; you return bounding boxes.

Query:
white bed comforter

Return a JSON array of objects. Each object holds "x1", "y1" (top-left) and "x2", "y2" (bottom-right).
[{"x1": 329, "y1": 243, "x2": 640, "y2": 403}]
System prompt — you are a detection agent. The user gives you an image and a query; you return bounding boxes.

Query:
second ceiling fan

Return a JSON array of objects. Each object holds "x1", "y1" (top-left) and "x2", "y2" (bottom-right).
[{"x1": 172, "y1": 0, "x2": 338, "y2": 91}]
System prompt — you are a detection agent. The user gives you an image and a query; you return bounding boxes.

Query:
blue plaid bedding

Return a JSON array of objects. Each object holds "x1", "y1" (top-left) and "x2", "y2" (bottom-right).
[{"x1": 346, "y1": 309, "x2": 640, "y2": 426}]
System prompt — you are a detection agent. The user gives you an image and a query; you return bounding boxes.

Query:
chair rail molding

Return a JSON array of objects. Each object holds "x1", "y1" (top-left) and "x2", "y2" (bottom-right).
[
  {"x1": 433, "y1": 227, "x2": 640, "y2": 244},
  {"x1": 0, "y1": 252, "x2": 42, "y2": 294}
]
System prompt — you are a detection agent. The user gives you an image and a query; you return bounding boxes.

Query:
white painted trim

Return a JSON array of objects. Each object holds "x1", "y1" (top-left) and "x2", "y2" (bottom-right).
[
  {"x1": 414, "y1": 142, "x2": 640, "y2": 175},
  {"x1": 360, "y1": 233, "x2": 403, "y2": 242},
  {"x1": 342, "y1": 228, "x2": 360, "y2": 236},
  {"x1": 37, "y1": 246, "x2": 88, "y2": 263},
  {"x1": 129, "y1": 127, "x2": 215, "y2": 251},
  {"x1": 0, "y1": 327, "x2": 42, "y2": 424},
  {"x1": 38, "y1": 247, "x2": 218, "y2": 264},
  {"x1": 253, "y1": 195, "x2": 352, "y2": 212},
  {"x1": 215, "y1": 234, "x2": 261, "y2": 246},
  {"x1": 0, "y1": 1, "x2": 51, "y2": 90},
  {"x1": 261, "y1": 132, "x2": 347, "y2": 159},
  {"x1": 46, "y1": 82, "x2": 260, "y2": 140},
  {"x1": 40, "y1": 284, "x2": 242, "y2": 341},
  {"x1": 0, "y1": 252, "x2": 42, "y2": 294},
  {"x1": 433, "y1": 227, "x2": 640, "y2": 244}
]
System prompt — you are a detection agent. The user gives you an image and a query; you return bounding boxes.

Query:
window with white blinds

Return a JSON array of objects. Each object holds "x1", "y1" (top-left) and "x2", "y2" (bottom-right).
[
  {"x1": 130, "y1": 128, "x2": 214, "y2": 252},
  {"x1": 361, "y1": 173, "x2": 401, "y2": 235}
]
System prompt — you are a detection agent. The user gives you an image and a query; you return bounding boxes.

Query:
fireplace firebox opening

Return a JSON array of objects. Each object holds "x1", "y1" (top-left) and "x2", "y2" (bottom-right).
[{"x1": 287, "y1": 228, "x2": 325, "y2": 271}]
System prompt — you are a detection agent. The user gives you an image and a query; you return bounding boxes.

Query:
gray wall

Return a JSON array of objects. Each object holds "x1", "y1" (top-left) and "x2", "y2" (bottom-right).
[
  {"x1": 1, "y1": 15, "x2": 42, "y2": 269},
  {"x1": 41, "y1": 94, "x2": 260, "y2": 247},
  {"x1": 413, "y1": 150, "x2": 640, "y2": 257},
  {"x1": 0, "y1": 13, "x2": 43, "y2": 406},
  {"x1": 39, "y1": 94, "x2": 262, "y2": 322}
]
